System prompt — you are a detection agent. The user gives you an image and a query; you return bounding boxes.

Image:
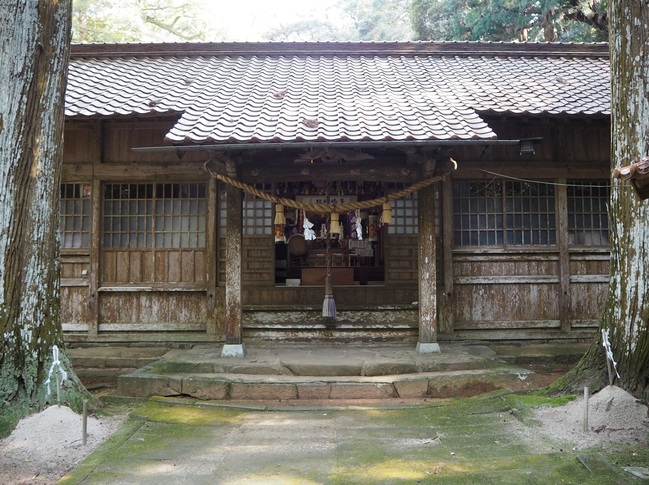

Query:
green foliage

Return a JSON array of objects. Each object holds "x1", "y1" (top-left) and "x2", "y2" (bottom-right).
[
  {"x1": 264, "y1": 0, "x2": 414, "y2": 41},
  {"x1": 0, "y1": 408, "x2": 20, "y2": 439},
  {"x1": 264, "y1": 20, "x2": 354, "y2": 42},
  {"x1": 72, "y1": 0, "x2": 224, "y2": 43},
  {"x1": 343, "y1": 0, "x2": 414, "y2": 40},
  {"x1": 410, "y1": 0, "x2": 608, "y2": 41}
]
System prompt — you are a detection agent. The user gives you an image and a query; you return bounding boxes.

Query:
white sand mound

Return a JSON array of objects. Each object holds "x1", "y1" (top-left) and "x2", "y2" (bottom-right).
[
  {"x1": 0, "y1": 405, "x2": 123, "y2": 485},
  {"x1": 531, "y1": 385, "x2": 649, "y2": 451}
]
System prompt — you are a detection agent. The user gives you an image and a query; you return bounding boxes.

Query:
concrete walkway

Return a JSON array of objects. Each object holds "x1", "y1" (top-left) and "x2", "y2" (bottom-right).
[{"x1": 59, "y1": 393, "x2": 646, "y2": 484}]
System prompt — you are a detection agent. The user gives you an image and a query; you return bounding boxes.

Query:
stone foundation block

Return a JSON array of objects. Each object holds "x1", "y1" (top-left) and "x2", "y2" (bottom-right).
[
  {"x1": 229, "y1": 382, "x2": 298, "y2": 400},
  {"x1": 296, "y1": 383, "x2": 333, "y2": 399},
  {"x1": 393, "y1": 378, "x2": 429, "y2": 398},
  {"x1": 182, "y1": 377, "x2": 230, "y2": 400},
  {"x1": 328, "y1": 382, "x2": 398, "y2": 400},
  {"x1": 118, "y1": 374, "x2": 182, "y2": 398}
]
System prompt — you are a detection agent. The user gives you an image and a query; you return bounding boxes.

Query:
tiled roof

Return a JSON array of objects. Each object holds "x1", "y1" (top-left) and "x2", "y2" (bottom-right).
[{"x1": 66, "y1": 42, "x2": 610, "y2": 145}]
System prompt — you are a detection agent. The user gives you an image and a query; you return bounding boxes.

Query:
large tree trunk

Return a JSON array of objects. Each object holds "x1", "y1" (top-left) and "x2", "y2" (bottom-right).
[
  {"x1": 548, "y1": 0, "x2": 649, "y2": 402},
  {"x1": 0, "y1": 0, "x2": 88, "y2": 415}
]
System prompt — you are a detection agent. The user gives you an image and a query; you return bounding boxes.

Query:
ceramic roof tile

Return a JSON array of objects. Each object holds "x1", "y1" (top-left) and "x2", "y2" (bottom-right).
[{"x1": 66, "y1": 42, "x2": 610, "y2": 145}]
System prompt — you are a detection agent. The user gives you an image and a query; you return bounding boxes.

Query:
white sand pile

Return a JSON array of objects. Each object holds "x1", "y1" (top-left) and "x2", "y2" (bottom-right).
[
  {"x1": 529, "y1": 385, "x2": 649, "y2": 452},
  {"x1": 0, "y1": 405, "x2": 123, "y2": 485}
]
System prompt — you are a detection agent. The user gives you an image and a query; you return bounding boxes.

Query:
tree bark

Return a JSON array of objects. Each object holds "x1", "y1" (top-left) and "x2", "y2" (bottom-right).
[
  {"x1": 548, "y1": 0, "x2": 649, "y2": 402},
  {"x1": 0, "y1": 0, "x2": 89, "y2": 415}
]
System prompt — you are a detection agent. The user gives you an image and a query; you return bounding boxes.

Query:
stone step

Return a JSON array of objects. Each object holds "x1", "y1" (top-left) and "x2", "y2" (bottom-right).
[
  {"x1": 68, "y1": 346, "x2": 170, "y2": 369},
  {"x1": 117, "y1": 367, "x2": 543, "y2": 401}
]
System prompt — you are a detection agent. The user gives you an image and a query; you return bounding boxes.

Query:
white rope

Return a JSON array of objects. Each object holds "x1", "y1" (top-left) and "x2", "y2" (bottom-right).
[
  {"x1": 44, "y1": 345, "x2": 68, "y2": 396},
  {"x1": 601, "y1": 329, "x2": 621, "y2": 380}
]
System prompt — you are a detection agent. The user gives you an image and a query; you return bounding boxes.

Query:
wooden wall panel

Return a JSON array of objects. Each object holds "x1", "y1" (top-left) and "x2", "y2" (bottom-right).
[
  {"x1": 98, "y1": 291, "x2": 209, "y2": 325},
  {"x1": 242, "y1": 237, "x2": 274, "y2": 286},
  {"x1": 60, "y1": 259, "x2": 89, "y2": 279},
  {"x1": 569, "y1": 255, "x2": 610, "y2": 276},
  {"x1": 569, "y1": 282, "x2": 608, "y2": 327},
  {"x1": 102, "y1": 249, "x2": 205, "y2": 285},
  {"x1": 385, "y1": 235, "x2": 418, "y2": 283},
  {"x1": 453, "y1": 283, "x2": 561, "y2": 329},
  {"x1": 102, "y1": 120, "x2": 206, "y2": 164},
  {"x1": 61, "y1": 287, "x2": 92, "y2": 324},
  {"x1": 63, "y1": 122, "x2": 100, "y2": 163}
]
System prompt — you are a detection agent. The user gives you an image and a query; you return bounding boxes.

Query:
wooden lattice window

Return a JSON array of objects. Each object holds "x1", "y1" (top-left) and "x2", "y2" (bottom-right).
[
  {"x1": 454, "y1": 180, "x2": 556, "y2": 247},
  {"x1": 388, "y1": 195, "x2": 419, "y2": 235},
  {"x1": 103, "y1": 183, "x2": 206, "y2": 249},
  {"x1": 243, "y1": 184, "x2": 273, "y2": 236},
  {"x1": 102, "y1": 182, "x2": 207, "y2": 285},
  {"x1": 218, "y1": 189, "x2": 227, "y2": 237},
  {"x1": 60, "y1": 183, "x2": 91, "y2": 249},
  {"x1": 567, "y1": 181, "x2": 609, "y2": 246}
]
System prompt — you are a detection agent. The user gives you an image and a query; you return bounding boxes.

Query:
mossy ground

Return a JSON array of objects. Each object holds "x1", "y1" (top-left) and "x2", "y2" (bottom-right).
[{"x1": 59, "y1": 392, "x2": 648, "y2": 484}]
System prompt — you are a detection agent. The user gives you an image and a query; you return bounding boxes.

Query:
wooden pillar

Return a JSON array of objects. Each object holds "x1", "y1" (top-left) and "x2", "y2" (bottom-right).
[
  {"x1": 557, "y1": 178, "x2": 571, "y2": 333},
  {"x1": 417, "y1": 184, "x2": 440, "y2": 353},
  {"x1": 205, "y1": 177, "x2": 218, "y2": 335},
  {"x1": 88, "y1": 177, "x2": 101, "y2": 338},
  {"x1": 87, "y1": 123, "x2": 102, "y2": 339},
  {"x1": 222, "y1": 184, "x2": 244, "y2": 356},
  {"x1": 441, "y1": 177, "x2": 455, "y2": 336}
]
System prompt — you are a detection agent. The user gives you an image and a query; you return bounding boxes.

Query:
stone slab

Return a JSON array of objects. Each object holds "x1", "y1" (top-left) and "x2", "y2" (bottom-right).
[
  {"x1": 229, "y1": 382, "x2": 298, "y2": 400},
  {"x1": 117, "y1": 374, "x2": 182, "y2": 398},
  {"x1": 393, "y1": 378, "x2": 429, "y2": 398},
  {"x1": 328, "y1": 382, "x2": 397, "y2": 400},
  {"x1": 362, "y1": 362, "x2": 419, "y2": 376},
  {"x1": 182, "y1": 377, "x2": 230, "y2": 400},
  {"x1": 296, "y1": 383, "x2": 333, "y2": 399}
]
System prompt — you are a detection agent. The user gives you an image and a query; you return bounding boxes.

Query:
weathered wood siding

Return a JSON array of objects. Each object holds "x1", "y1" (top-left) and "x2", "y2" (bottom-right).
[
  {"x1": 60, "y1": 116, "x2": 611, "y2": 342},
  {"x1": 60, "y1": 255, "x2": 92, "y2": 329},
  {"x1": 102, "y1": 250, "x2": 205, "y2": 284},
  {"x1": 445, "y1": 117, "x2": 610, "y2": 339},
  {"x1": 452, "y1": 252, "x2": 561, "y2": 330},
  {"x1": 243, "y1": 237, "x2": 275, "y2": 286},
  {"x1": 385, "y1": 235, "x2": 419, "y2": 283},
  {"x1": 568, "y1": 251, "x2": 609, "y2": 327}
]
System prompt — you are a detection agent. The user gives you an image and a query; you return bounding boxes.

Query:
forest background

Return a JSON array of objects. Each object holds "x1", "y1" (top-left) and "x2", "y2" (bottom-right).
[{"x1": 73, "y1": 0, "x2": 608, "y2": 44}]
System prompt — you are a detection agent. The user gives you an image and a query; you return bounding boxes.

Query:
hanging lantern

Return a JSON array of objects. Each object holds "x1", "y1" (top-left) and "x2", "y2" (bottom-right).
[
  {"x1": 329, "y1": 213, "x2": 341, "y2": 234},
  {"x1": 274, "y1": 204, "x2": 286, "y2": 225},
  {"x1": 382, "y1": 202, "x2": 392, "y2": 224}
]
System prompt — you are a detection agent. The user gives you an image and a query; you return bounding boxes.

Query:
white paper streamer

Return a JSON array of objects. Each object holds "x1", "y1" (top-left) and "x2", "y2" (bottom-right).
[
  {"x1": 601, "y1": 329, "x2": 621, "y2": 379},
  {"x1": 303, "y1": 214, "x2": 316, "y2": 241},
  {"x1": 352, "y1": 209, "x2": 363, "y2": 240},
  {"x1": 44, "y1": 345, "x2": 68, "y2": 396}
]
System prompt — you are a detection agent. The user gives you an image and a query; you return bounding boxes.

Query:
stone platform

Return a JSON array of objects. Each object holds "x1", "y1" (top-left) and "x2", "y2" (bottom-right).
[{"x1": 104, "y1": 342, "x2": 588, "y2": 401}]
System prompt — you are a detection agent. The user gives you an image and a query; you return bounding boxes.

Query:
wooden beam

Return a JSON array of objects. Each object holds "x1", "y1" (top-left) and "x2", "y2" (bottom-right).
[
  {"x1": 417, "y1": 184, "x2": 438, "y2": 344},
  {"x1": 224, "y1": 185, "x2": 243, "y2": 344},
  {"x1": 241, "y1": 160, "x2": 417, "y2": 183}
]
